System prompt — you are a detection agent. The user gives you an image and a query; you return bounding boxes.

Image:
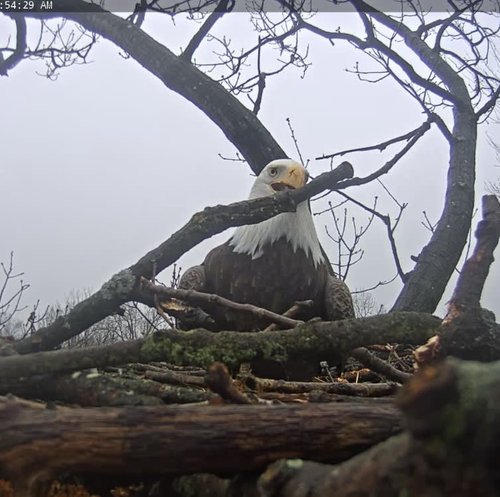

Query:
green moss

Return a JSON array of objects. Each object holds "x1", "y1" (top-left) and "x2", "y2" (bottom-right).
[{"x1": 139, "y1": 328, "x2": 291, "y2": 370}]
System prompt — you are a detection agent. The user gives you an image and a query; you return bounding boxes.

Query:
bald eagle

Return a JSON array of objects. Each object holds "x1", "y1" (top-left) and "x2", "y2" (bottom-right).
[{"x1": 178, "y1": 159, "x2": 354, "y2": 332}]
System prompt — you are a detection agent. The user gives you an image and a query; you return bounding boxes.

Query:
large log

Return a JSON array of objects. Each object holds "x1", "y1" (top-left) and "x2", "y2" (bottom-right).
[
  {"x1": 0, "y1": 398, "x2": 400, "y2": 494},
  {"x1": 253, "y1": 359, "x2": 500, "y2": 497},
  {"x1": 0, "y1": 312, "x2": 440, "y2": 387}
]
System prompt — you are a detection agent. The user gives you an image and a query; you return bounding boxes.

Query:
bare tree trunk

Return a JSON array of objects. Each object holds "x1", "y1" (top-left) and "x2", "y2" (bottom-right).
[
  {"x1": 392, "y1": 106, "x2": 476, "y2": 313},
  {"x1": 382, "y1": 13, "x2": 478, "y2": 312}
]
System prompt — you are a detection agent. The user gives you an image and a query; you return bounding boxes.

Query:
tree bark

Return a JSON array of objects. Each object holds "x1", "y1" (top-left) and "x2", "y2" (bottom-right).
[
  {"x1": 253, "y1": 358, "x2": 500, "y2": 497},
  {"x1": 415, "y1": 195, "x2": 500, "y2": 367},
  {"x1": 377, "y1": 6, "x2": 478, "y2": 313},
  {"x1": 0, "y1": 399, "x2": 401, "y2": 490},
  {"x1": 243, "y1": 375, "x2": 399, "y2": 397},
  {"x1": 2, "y1": 371, "x2": 211, "y2": 407},
  {"x1": 0, "y1": 312, "x2": 440, "y2": 386}
]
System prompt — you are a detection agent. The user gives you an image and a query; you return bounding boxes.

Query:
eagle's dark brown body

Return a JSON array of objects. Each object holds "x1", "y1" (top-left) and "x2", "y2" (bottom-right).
[
  {"x1": 175, "y1": 159, "x2": 354, "y2": 378},
  {"x1": 203, "y1": 239, "x2": 328, "y2": 331}
]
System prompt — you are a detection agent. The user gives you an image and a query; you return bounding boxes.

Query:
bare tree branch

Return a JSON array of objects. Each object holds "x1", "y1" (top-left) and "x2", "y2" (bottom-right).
[
  {"x1": 181, "y1": 0, "x2": 233, "y2": 61},
  {"x1": 14, "y1": 162, "x2": 353, "y2": 353},
  {"x1": 350, "y1": 347, "x2": 411, "y2": 384},
  {"x1": 316, "y1": 118, "x2": 433, "y2": 161},
  {"x1": 140, "y1": 277, "x2": 303, "y2": 329}
]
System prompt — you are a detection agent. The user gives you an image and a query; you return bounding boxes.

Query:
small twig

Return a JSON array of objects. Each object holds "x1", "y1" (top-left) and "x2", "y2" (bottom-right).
[
  {"x1": 323, "y1": 199, "x2": 375, "y2": 280},
  {"x1": 263, "y1": 300, "x2": 313, "y2": 331},
  {"x1": 128, "y1": 302, "x2": 162, "y2": 334},
  {"x1": 217, "y1": 152, "x2": 246, "y2": 163},
  {"x1": 337, "y1": 190, "x2": 408, "y2": 282},
  {"x1": 133, "y1": 362, "x2": 206, "y2": 376},
  {"x1": 421, "y1": 210, "x2": 437, "y2": 233},
  {"x1": 350, "y1": 273, "x2": 399, "y2": 294},
  {"x1": 286, "y1": 117, "x2": 305, "y2": 165},
  {"x1": 251, "y1": 37, "x2": 266, "y2": 114},
  {"x1": 350, "y1": 347, "x2": 412, "y2": 384},
  {"x1": 140, "y1": 278, "x2": 304, "y2": 329},
  {"x1": 169, "y1": 263, "x2": 182, "y2": 288},
  {"x1": 386, "y1": 345, "x2": 413, "y2": 372},
  {"x1": 205, "y1": 362, "x2": 253, "y2": 404},
  {"x1": 336, "y1": 124, "x2": 431, "y2": 191}
]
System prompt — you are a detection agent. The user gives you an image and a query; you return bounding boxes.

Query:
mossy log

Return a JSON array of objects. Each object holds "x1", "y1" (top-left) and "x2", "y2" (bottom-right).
[
  {"x1": 0, "y1": 312, "x2": 440, "y2": 387},
  {"x1": 1, "y1": 370, "x2": 211, "y2": 406}
]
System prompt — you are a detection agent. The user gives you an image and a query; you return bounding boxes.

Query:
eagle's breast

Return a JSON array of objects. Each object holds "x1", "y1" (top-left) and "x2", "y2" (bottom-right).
[{"x1": 204, "y1": 238, "x2": 328, "y2": 330}]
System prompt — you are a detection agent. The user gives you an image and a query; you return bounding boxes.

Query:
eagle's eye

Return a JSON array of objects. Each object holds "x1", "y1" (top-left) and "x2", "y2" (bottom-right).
[{"x1": 268, "y1": 167, "x2": 279, "y2": 177}]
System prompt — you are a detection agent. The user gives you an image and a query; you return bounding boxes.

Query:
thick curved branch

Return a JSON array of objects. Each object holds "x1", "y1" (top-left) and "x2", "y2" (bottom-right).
[
  {"x1": 292, "y1": 2, "x2": 478, "y2": 314},
  {"x1": 14, "y1": 163, "x2": 354, "y2": 354},
  {"x1": 24, "y1": 0, "x2": 285, "y2": 174},
  {"x1": 0, "y1": 15, "x2": 27, "y2": 76},
  {"x1": 4, "y1": 312, "x2": 439, "y2": 384}
]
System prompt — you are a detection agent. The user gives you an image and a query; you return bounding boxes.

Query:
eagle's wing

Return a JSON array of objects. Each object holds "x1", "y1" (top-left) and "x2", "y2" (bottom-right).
[
  {"x1": 178, "y1": 264, "x2": 206, "y2": 291},
  {"x1": 324, "y1": 275, "x2": 354, "y2": 320}
]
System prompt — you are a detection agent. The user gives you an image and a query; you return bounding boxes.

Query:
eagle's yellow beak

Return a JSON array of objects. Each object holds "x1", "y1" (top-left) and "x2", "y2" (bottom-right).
[{"x1": 271, "y1": 164, "x2": 308, "y2": 192}]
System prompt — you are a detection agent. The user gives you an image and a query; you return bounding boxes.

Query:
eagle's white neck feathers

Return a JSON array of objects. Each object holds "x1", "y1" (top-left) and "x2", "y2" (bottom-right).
[{"x1": 229, "y1": 160, "x2": 324, "y2": 267}]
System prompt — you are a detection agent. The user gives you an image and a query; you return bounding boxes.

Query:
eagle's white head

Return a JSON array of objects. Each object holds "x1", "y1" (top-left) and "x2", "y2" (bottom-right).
[{"x1": 229, "y1": 159, "x2": 324, "y2": 266}]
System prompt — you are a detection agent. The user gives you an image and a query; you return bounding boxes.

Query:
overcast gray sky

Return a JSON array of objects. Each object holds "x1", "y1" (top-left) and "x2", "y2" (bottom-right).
[{"x1": 1, "y1": 12, "x2": 499, "y2": 323}]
